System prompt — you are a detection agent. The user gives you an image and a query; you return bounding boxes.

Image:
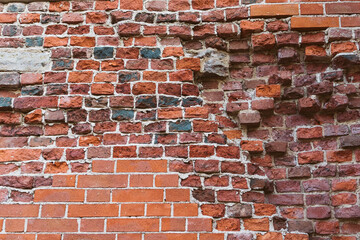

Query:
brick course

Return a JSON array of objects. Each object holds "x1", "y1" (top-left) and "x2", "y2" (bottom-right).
[{"x1": 0, "y1": 0, "x2": 358, "y2": 239}]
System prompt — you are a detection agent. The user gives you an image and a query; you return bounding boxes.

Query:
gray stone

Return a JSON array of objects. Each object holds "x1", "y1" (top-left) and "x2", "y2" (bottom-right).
[
  {"x1": 0, "y1": 73, "x2": 20, "y2": 88},
  {"x1": 227, "y1": 204, "x2": 252, "y2": 218},
  {"x1": 198, "y1": 49, "x2": 229, "y2": 77},
  {"x1": 0, "y1": 49, "x2": 51, "y2": 72}
]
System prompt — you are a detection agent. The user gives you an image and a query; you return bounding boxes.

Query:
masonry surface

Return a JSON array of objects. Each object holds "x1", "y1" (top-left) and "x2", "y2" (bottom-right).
[{"x1": 0, "y1": 0, "x2": 359, "y2": 239}]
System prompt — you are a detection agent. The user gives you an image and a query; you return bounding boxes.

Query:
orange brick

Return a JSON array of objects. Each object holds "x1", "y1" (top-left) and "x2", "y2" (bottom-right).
[
  {"x1": 70, "y1": 36, "x2": 96, "y2": 47},
  {"x1": 87, "y1": 189, "x2": 111, "y2": 202},
  {"x1": 176, "y1": 58, "x2": 201, "y2": 71},
  {"x1": 27, "y1": 219, "x2": 78, "y2": 232},
  {"x1": 241, "y1": 140, "x2": 264, "y2": 152},
  {"x1": 173, "y1": 203, "x2": 198, "y2": 216},
  {"x1": 68, "y1": 204, "x2": 119, "y2": 217},
  {"x1": 80, "y1": 219, "x2": 105, "y2": 232},
  {"x1": 44, "y1": 37, "x2": 68, "y2": 47},
  {"x1": 92, "y1": 160, "x2": 115, "y2": 173},
  {"x1": 0, "y1": 13, "x2": 17, "y2": 23},
  {"x1": 0, "y1": 205, "x2": 39, "y2": 217},
  {"x1": 34, "y1": 189, "x2": 85, "y2": 202},
  {"x1": 116, "y1": 234, "x2": 142, "y2": 240},
  {"x1": 300, "y1": 4, "x2": 323, "y2": 15},
  {"x1": 254, "y1": 203, "x2": 277, "y2": 216},
  {"x1": 5, "y1": 219, "x2": 25, "y2": 232},
  {"x1": 341, "y1": 17, "x2": 360, "y2": 27},
  {"x1": 78, "y1": 175, "x2": 128, "y2": 188},
  {"x1": 41, "y1": 205, "x2": 66, "y2": 218},
  {"x1": 147, "y1": 203, "x2": 171, "y2": 216},
  {"x1": 120, "y1": 0, "x2": 143, "y2": 10},
  {"x1": 49, "y1": 1, "x2": 70, "y2": 11},
  {"x1": 251, "y1": 4, "x2": 299, "y2": 17},
  {"x1": 258, "y1": 232, "x2": 283, "y2": 240},
  {"x1": 52, "y1": 175, "x2": 76, "y2": 187},
  {"x1": 256, "y1": 84, "x2": 281, "y2": 98},
  {"x1": 38, "y1": 235, "x2": 61, "y2": 240},
  {"x1": 143, "y1": 71, "x2": 167, "y2": 82},
  {"x1": 63, "y1": 235, "x2": 115, "y2": 240},
  {"x1": 130, "y1": 174, "x2": 154, "y2": 187},
  {"x1": 94, "y1": 72, "x2": 117, "y2": 82},
  {"x1": 163, "y1": 47, "x2": 184, "y2": 57},
  {"x1": 113, "y1": 189, "x2": 163, "y2": 202},
  {"x1": 121, "y1": 204, "x2": 145, "y2": 216},
  {"x1": 0, "y1": 149, "x2": 41, "y2": 162},
  {"x1": 155, "y1": 174, "x2": 179, "y2": 187},
  {"x1": 0, "y1": 235, "x2": 36, "y2": 240},
  {"x1": 200, "y1": 233, "x2": 225, "y2": 240},
  {"x1": 19, "y1": 13, "x2": 40, "y2": 24},
  {"x1": 134, "y1": 37, "x2": 157, "y2": 46},
  {"x1": 244, "y1": 218, "x2": 269, "y2": 231},
  {"x1": 291, "y1": 17, "x2": 339, "y2": 30},
  {"x1": 216, "y1": 218, "x2": 240, "y2": 231},
  {"x1": 223, "y1": 130, "x2": 242, "y2": 139},
  {"x1": 188, "y1": 218, "x2": 212, "y2": 232},
  {"x1": 331, "y1": 42, "x2": 357, "y2": 55},
  {"x1": 91, "y1": 83, "x2": 115, "y2": 95},
  {"x1": 285, "y1": 234, "x2": 309, "y2": 240},
  {"x1": 158, "y1": 108, "x2": 183, "y2": 119},
  {"x1": 144, "y1": 233, "x2": 197, "y2": 240},
  {"x1": 117, "y1": 160, "x2": 167, "y2": 173},
  {"x1": 185, "y1": 107, "x2": 209, "y2": 118},
  {"x1": 166, "y1": 189, "x2": 190, "y2": 202},
  {"x1": 161, "y1": 218, "x2": 186, "y2": 231},
  {"x1": 59, "y1": 96, "x2": 83, "y2": 109},
  {"x1": 107, "y1": 219, "x2": 159, "y2": 232},
  {"x1": 68, "y1": 72, "x2": 93, "y2": 83}
]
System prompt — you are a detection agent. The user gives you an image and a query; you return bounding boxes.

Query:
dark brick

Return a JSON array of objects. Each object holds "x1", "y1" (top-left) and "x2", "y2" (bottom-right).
[
  {"x1": 94, "y1": 47, "x2": 114, "y2": 59},
  {"x1": 227, "y1": 204, "x2": 252, "y2": 218},
  {"x1": 140, "y1": 48, "x2": 161, "y2": 59}
]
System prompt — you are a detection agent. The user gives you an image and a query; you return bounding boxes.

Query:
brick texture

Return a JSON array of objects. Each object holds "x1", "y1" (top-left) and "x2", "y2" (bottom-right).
[{"x1": 0, "y1": 0, "x2": 358, "y2": 239}]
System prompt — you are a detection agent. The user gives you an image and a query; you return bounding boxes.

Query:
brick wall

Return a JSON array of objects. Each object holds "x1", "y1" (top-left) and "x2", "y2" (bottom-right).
[{"x1": 0, "y1": 0, "x2": 359, "y2": 239}]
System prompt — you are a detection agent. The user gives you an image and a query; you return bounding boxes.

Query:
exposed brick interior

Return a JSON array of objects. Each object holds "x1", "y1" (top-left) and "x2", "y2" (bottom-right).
[{"x1": 0, "y1": 0, "x2": 359, "y2": 239}]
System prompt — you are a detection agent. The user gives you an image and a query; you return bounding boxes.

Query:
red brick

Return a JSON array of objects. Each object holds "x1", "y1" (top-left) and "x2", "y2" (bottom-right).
[
  {"x1": 298, "y1": 151, "x2": 324, "y2": 164},
  {"x1": 326, "y1": 3, "x2": 360, "y2": 14}
]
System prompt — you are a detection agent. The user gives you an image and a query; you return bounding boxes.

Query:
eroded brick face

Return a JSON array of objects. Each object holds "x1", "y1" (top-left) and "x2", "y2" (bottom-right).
[{"x1": 0, "y1": 0, "x2": 359, "y2": 239}]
